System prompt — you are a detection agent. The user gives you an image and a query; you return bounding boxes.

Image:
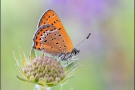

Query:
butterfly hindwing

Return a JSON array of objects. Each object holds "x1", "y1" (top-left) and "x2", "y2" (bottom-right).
[{"x1": 33, "y1": 24, "x2": 71, "y2": 56}]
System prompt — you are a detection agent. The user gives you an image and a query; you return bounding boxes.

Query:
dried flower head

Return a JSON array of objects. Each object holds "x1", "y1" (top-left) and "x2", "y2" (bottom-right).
[{"x1": 14, "y1": 48, "x2": 81, "y2": 87}]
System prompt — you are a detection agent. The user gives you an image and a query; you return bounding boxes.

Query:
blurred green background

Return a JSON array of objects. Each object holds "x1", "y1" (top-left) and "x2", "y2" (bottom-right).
[{"x1": 1, "y1": 0, "x2": 134, "y2": 90}]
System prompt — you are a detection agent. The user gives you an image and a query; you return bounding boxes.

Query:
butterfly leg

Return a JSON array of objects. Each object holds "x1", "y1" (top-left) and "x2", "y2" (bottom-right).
[
  {"x1": 58, "y1": 53, "x2": 66, "y2": 61},
  {"x1": 42, "y1": 53, "x2": 44, "y2": 56}
]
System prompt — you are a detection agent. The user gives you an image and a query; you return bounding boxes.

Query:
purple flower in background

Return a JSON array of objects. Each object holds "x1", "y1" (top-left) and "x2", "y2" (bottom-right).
[
  {"x1": 51, "y1": 0, "x2": 118, "y2": 22},
  {"x1": 41, "y1": 0, "x2": 120, "y2": 58}
]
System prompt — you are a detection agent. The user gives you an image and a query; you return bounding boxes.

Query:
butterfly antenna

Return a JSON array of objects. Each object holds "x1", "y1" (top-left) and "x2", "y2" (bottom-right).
[{"x1": 75, "y1": 33, "x2": 91, "y2": 48}]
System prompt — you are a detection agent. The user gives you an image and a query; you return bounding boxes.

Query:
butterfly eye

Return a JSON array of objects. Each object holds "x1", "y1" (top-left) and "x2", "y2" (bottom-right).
[
  {"x1": 54, "y1": 34, "x2": 57, "y2": 35},
  {"x1": 64, "y1": 45, "x2": 66, "y2": 47},
  {"x1": 56, "y1": 42, "x2": 59, "y2": 44},
  {"x1": 54, "y1": 21, "x2": 56, "y2": 23}
]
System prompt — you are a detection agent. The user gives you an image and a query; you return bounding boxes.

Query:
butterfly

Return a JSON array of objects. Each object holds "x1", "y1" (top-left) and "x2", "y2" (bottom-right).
[{"x1": 33, "y1": 9, "x2": 90, "y2": 61}]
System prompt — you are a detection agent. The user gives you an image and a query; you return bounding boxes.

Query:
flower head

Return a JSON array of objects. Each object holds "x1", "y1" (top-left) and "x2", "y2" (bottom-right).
[{"x1": 14, "y1": 48, "x2": 81, "y2": 87}]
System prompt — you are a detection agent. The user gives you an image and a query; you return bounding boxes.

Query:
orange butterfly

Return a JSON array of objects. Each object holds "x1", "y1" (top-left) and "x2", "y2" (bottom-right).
[{"x1": 33, "y1": 9, "x2": 90, "y2": 60}]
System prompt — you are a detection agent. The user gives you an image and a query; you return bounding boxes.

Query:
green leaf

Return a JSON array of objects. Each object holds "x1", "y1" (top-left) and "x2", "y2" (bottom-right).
[
  {"x1": 60, "y1": 75, "x2": 74, "y2": 84},
  {"x1": 38, "y1": 78, "x2": 47, "y2": 86},
  {"x1": 46, "y1": 81, "x2": 57, "y2": 86},
  {"x1": 65, "y1": 64, "x2": 82, "y2": 77},
  {"x1": 17, "y1": 75, "x2": 44, "y2": 86},
  {"x1": 64, "y1": 60, "x2": 77, "y2": 71},
  {"x1": 17, "y1": 75, "x2": 33, "y2": 83},
  {"x1": 13, "y1": 51, "x2": 24, "y2": 75},
  {"x1": 19, "y1": 48, "x2": 27, "y2": 67},
  {"x1": 29, "y1": 47, "x2": 36, "y2": 61},
  {"x1": 57, "y1": 75, "x2": 74, "y2": 86}
]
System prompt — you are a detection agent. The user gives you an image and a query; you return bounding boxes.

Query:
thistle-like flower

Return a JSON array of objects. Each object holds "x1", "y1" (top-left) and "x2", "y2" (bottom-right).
[{"x1": 14, "y1": 48, "x2": 81, "y2": 89}]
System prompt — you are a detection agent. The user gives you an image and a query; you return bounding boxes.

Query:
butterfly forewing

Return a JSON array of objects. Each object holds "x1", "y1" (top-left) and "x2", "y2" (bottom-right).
[{"x1": 37, "y1": 10, "x2": 73, "y2": 52}]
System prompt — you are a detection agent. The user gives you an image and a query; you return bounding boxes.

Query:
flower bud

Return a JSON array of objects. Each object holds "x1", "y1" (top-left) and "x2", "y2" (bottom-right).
[
  {"x1": 39, "y1": 73, "x2": 44, "y2": 77},
  {"x1": 39, "y1": 77, "x2": 44, "y2": 81},
  {"x1": 24, "y1": 68, "x2": 29, "y2": 73},
  {"x1": 42, "y1": 62, "x2": 46, "y2": 66},
  {"x1": 30, "y1": 76, "x2": 35, "y2": 81},
  {"x1": 53, "y1": 74, "x2": 57, "y2": 78},
  {"x1": 51, "y1": 67, "x2": 55, "y2": 72},
  {"x1": 36, "y1": 62, "x2": 41, "y2": 66},
  {"x1": 39, "y1": 56, "x2": 44, "y2": 60},
  {"x1": 47, "y1": 60, "x2": 50, "y2": 64},
  {"x1": 33, "y1": 66, "x2": 38, "y2": 70},
  {"x1": 55, "y1": 77, "x2": 61, "y2": 82},
  {"x1": 31, "y1": 71, "x2": 36, "y2": 76},
  {"x1": 35, "y1": 74, "x2": 40, "y2": 80},
  {"x1": 44, "y1": 74, "x2": 49, "y2": 78},
  {"x1": 27, "y1": 64, "x2": 32, "y2": 68},
  {"x1": 38, "y1": 66, "x2": 44, "y2": 72},
  {"x1": 43, "y1": 69, "x2": 47, "y2": 74},
  {"x1": 60, "y1": 73, "x2": 65, "y2": 79},
  {"x1": 33, "y1": 61, "x2": 37, "y2": 65},
  {"x1": 45, "y1": 65, "x2": 50, "y2": 70},
  {"x1": 48, "y1": 77, "x2": 54, "y2": 82},
  {"x1": 26, "y1": 72, "x2": 31, "y2": 78}
]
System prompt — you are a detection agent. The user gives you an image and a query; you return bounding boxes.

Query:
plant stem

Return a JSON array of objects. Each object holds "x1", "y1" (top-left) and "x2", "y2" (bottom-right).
[
  {"x1": 35, "y1": 84, "x2": 51, "y2": 90},
  {"x1": 46, "y1": 87, "x2": 51, "y2": 90},
  {"x1": 60, "y1": 84, "x2": 63, "y2": 90}
]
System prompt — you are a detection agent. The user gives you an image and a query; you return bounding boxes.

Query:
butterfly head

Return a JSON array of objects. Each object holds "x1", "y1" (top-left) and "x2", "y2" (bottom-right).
[{"x1": 71, "y1": 48, "x2": 80, "y2": 57}]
